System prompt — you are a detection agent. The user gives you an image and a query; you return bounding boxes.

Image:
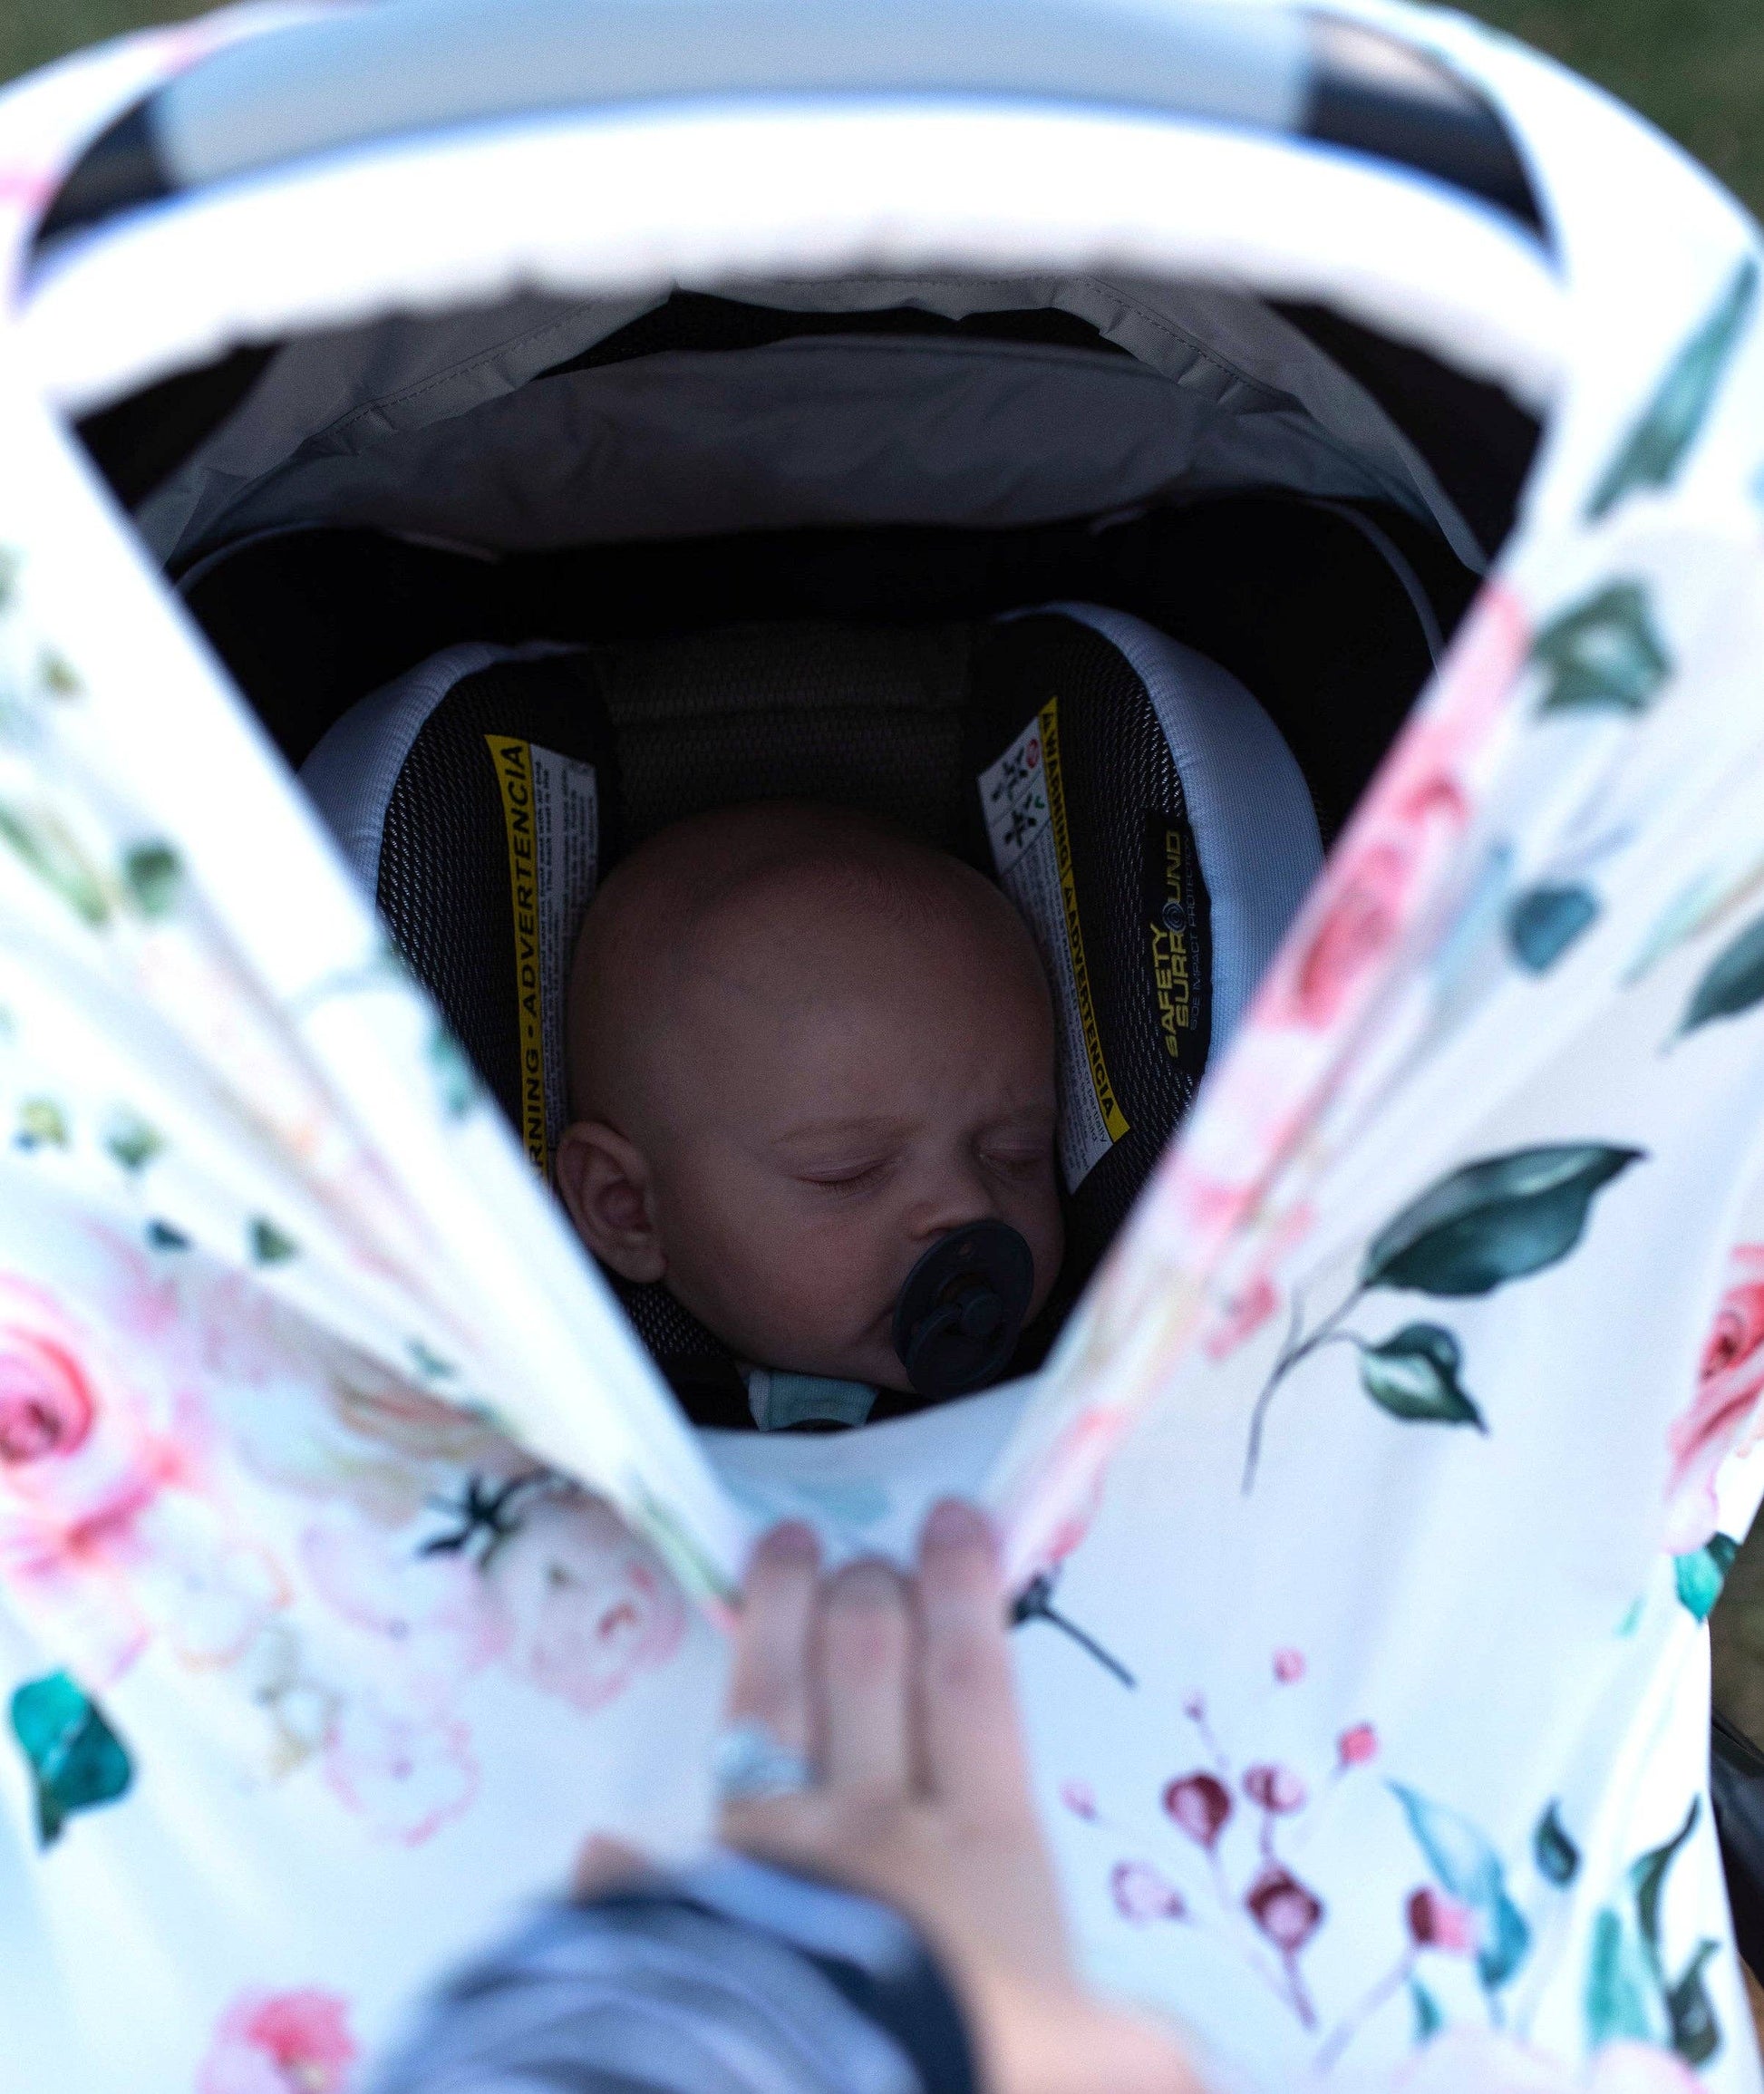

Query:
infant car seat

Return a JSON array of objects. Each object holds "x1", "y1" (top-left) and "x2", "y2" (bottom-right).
[{"x1": 301, "y1": 606, "x2": 1321, "y2": 1419}]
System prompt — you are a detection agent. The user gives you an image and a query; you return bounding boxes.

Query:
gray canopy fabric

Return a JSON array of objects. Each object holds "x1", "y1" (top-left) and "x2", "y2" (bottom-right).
[{"x1": 148, "y1": 275, "x2": 1484, "y2": 572}]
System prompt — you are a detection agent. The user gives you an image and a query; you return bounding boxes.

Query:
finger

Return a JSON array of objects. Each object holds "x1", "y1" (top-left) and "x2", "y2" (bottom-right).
[
  {"x1": 815, "y1": 1557, "x2": 912, "y2": 1796},
  {"x1": 915, "y1": 1499, "x2": 1034, "y2": 1820},
  {"x1": 724, "y1": 1521, "x2": 820, "y2": 1757},
  {"x1": 572, "y1": 1834, "x2": 651, "y2": 1901}
]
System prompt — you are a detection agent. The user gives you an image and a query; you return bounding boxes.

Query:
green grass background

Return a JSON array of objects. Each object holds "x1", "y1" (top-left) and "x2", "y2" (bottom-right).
[{"x1": 5, "y1": 0, "x2": 1764, "y2": 218}]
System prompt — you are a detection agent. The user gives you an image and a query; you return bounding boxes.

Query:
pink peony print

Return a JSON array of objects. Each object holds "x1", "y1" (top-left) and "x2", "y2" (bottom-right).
[
  {"x1": 1272, "y1": 1647, "x2": 1306, "y2": 1683},
  {"x1": 1663, "y1": 1244, "x2": 1764, "y2": 1551},
  {"x1": 1110, "y1": 1860, "x2": 1186, "y2": 1923},
  {"x1": 321, "y1": 1699, "x2": 478, "y2": 1845},
  {"x1": 1205, "y1": 1275, "x2": 1280, "y2": 1362},
  {"x1": 1337, "y1": 1723, "x2": 1379, "y2": 1767},
  {"x1": 1060, "y1": 1779, "x2": 1098, "y2": 1820},
  {"x1": 301, "y1": 1522, "x2": 510, "y2": 1679},
  {"x1": 1405, "y1": 1886, "x2": 1475, "y2": 1952},
  {"x1": 1163, "y1": 1770, "x2": 1232, "y2": 1849},
  {"x1": 489, "y1": 1494, "x2": 686, "y2": 1714},
  {"x1": 0, "y1": 1275, "x2": 187, "y2": 1678},
  {"x1": 197, "y1": 1987, "x2": 357, "y2": 2094}
]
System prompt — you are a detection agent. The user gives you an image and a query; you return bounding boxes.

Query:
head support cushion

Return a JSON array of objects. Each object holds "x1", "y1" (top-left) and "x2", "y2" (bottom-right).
[
  {"x1": 299, "y1": 607, "x2": 1321, "y2": 1398},
  {"x1": 967, "y1": 605, "x2": 1321, "y2": 1282},
  {"x1": 299, "y1": 640, "x2": 618, "y2": 1177}
]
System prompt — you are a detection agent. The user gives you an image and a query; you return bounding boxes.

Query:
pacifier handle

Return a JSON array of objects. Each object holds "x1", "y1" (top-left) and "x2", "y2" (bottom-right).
[{"x1": 892, "y1": 1219, "x2": 1035, "y2": 1401}]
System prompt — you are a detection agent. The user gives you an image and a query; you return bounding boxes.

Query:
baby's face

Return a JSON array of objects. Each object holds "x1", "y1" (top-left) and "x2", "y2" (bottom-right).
[
  {"x1": 560, "y1": 834, "x2": 1063, "y2": 1395},
  {"x1": 641, "y1": 904, "x2": 1062, "y2": 1390}
]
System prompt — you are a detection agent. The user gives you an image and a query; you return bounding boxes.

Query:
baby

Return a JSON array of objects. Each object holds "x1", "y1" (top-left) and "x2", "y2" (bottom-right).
[{"x1": 555, "y1": 802, "x2": 1063, "y2": 1403}]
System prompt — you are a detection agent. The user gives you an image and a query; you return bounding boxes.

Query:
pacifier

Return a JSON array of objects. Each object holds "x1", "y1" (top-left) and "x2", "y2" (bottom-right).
[{"x1": 892, "y1": 1219, "x2": 1035, "y2": 1400}]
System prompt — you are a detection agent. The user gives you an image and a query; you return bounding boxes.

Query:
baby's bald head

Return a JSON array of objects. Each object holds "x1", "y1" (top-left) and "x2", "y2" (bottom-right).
[{"x1": 557, "y1": 802, "x2": 1063, "y2": 1391}]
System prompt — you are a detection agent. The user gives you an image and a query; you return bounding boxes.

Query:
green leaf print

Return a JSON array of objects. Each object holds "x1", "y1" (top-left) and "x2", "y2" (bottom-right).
[
  {"x1": 15, "y1": 1098, "x2": 68, "y2": 1150},
  {"x1": 37, "y1": 651, "x2": 81, "y2": 700},
  {"x1": 1587, "y1": 257, "x2": 1759, "y2": 521},
  {"x1": 145, "y1": 1218, "x2": 190, "y2": 1251},
  {"x1": 103, "y1": 1110, "x2": 163, "y2": 1174},
  {"x1": 1361, "y1": 1145, "x2": 1643, "y2": 1298},
  {"x1": 0, "y1": 804, "x2": 109, "y2": 926},
  {"x1": 248, "y1": 1217, "x2": 299, "y2": 1265},
  {"x1": 1357, "y1": 1324, "x2": 1483, "y2": 1428},
  {"x1": 1535, "y1": 1801, "x2": 1581, "y2": 1886},
  {"x1": 1681, "y1": 911, "x2": 1764, "y2": 1035},
  {"x1": 121, "y1": 842, "x2": 182, "y2": 919},
  {"x1": 8, "y1": 1672, "x2": 133, "y2": 1847},
  {"x1": 1391, "y1": 1782, "x2": 1531, "y2": 1991},
  {"x1": 1673, "y1": 1534, "x2": 1739, "y2": 1622},
  {"x1": 0, "y1": 547, "x2": 20, "y2": 612},
  {"x1": 1531, "y1": 582, "x2": 1671, "y2": 717},
  {"x1": 1667, "y1": 1941, "x2": 1721, "y2": 2066},
  {"x1": 429, "y1": 1024, "x2": 477, "y2": 1120},
  {"x1": 1586, "y1": 1905, "x2": 1660, "y2": 2046},
  {"x1": 1632, "y1": 1798, "x2": 1699, "y2": 1967},
  {"x1": 1409, "y1": 1979, "x2": 1442, "y2": 2044},
  {"x1": 1507, "y1": 885, "x2": 1600, "y2": 972}
]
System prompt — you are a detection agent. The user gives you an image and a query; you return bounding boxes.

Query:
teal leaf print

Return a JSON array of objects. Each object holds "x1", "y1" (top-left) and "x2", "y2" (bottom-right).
[
  {"x1": 1357, "y1": 1324, "x2": 1484, "y2": 1429},
  {"x1": 8, "y1": 1672, "x2": 133, "y2": 1847},
  {"x1": 15, "y1": 1098, "x2": 67, "y2": 1150},
  {"x1": 1535, "y1": 1801, "x2": 1580, "y2": 1886},
  {"x1": 1632, "y1": 1798, "x2": 1699, "y2": 1965},
  {"x1": 1391, "y1": 1783, "x2": 1531, "y2": 1991},
  {"x1": 1508, "y1": 885, "x2": 1599, "y2": 972},
  {"x1": 0, "y1": 547, "x2": 19, "y2": 611},
  {"x1": 1682, "y1": 912, "x2": 1764, "y2": 1035},
  {"x1": 1361, "y1": 1145, "x2": 1643, "y2": 1298},
  {"x1": 408, "y1": 1338, "x2": 457, "y2": 1381},
  {"x1": 0, "y1": 804, "x2": 109, "y2": 926},
  {"x1": 103, "y1": 1110, "x2": 163, "y2": 1174},
  {"x1": 1410, "y1": 1979, "x2": 1442, "y2": 2044},
  {"x1": 1587, "y1": 257, "x2": 1759, "y2": 521},
  {"x1": 1667, "y1": 1940, "x2": 1721, "y2": 2066},
  {"x1": 1674, "y1": 1534, "x2": 1739, "y2": 1622},
  {"x1": 121, "y1": 842, "x2": 181, "y2": 919},
  {"x1": 145, "y1": 1219, "x2": 190, "y2": 1250},
  {"x1": 1586, "y1": 1905, "x2": 1660, "y2": 2046},
  {"x1": 248, "y1": 1217, "x2": 298, "y2": 1265},
  {"x1": 1531, "y1": 583, "x2": 1671, "y2": 717}
]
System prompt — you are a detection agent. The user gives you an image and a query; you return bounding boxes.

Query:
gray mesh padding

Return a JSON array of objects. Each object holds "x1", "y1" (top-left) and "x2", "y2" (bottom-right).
[{"x1": 596, "y1": 621, "x2": 974, "y2": 849}]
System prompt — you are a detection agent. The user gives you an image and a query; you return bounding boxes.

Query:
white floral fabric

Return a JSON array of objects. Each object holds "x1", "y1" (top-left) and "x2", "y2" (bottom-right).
[{"x1": 4, "y1": 7, "x2": 1764, "y2": 2094}]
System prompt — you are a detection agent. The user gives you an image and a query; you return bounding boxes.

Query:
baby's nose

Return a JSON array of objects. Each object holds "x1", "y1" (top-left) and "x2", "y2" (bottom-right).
[{"x1": 909, "y1": 1156, "x2": 1003, "y2": 1240}]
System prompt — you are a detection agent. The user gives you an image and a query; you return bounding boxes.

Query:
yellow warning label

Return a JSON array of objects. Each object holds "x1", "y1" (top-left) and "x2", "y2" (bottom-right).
[
  {"x1": 1039, "y1": 699, "x2": 1130, "y2": 1148},
  {"x1": 486, "y1": 734, "x2": 548, "y2": 1171}
]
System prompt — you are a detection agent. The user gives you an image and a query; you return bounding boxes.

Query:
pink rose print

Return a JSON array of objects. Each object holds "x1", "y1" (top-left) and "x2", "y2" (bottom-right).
[
  {"x1": 1272, "y1": 1647, "x2": 1305, "y2": 1683},
  {"x1": 1663, "y1": 1243, "x2": 1764, "y2": 1551},
  {"x1": 197, "y1": 1987, "x2": 357, "y2": 2094},
  {"x1": 301, "y1": 1522, "x2": 511, "y2": 1679},
  {"x1": 1337, "y1": 1722, "x2": 1379, "y2": 1768},
  {"x1": 0, "y1": 1275, "x2": 187, "y2": 1679},
  {"x1": 1110, "y1": 1860, "x2": 1186, "y2": 1924},
  {"x1": 1060, "y1": 1779, "x2": 1098, "y2": 1821},
  {"x1": 1205, "y1": 1275, "x2": 1280, "y2": 1362},
  {"x1": 489, "y1": 1494, "x2": 686, "y2": 1714},
  {"x1": 1406, "y1": 1886, "x2": 1475, "y2": 1952},
  {"x1": 321, "y1": 1699, "x2": 478, "y2": 1845},
  {"x1": 1163, "y1": 1771, "x2": 1232, "y2": 1849},
  {"x1": 1244, "y1": 1763, "x2": 1306, "y2": 1814}
]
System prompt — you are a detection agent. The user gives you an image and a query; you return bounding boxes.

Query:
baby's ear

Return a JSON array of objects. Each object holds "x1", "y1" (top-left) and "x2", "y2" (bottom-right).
[{"x1": 555, "y1": 1121, "x2": 666, "y2": 1283}]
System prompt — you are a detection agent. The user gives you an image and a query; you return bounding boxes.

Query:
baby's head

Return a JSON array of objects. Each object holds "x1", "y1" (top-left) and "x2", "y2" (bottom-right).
[{"x1": 557, "y1": 802, "x2": 1062, "y2": 1392}]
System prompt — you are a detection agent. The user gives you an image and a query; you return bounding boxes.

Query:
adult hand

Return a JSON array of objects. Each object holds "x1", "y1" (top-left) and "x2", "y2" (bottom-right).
[{"x1": 719, "y1": 1500, "x2": 1202, "y2": 2094}]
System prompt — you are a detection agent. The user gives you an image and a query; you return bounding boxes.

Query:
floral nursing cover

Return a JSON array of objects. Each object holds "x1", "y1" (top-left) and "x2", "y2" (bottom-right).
[{"x1": 4, "y1": 5, "x2": 1764, "y2": 2092}]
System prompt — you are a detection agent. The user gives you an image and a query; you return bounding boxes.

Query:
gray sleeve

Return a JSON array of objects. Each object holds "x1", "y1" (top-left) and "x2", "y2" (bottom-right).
[{"x1": 365, "y1": 1861, "x2": 951, "y2": 2094}]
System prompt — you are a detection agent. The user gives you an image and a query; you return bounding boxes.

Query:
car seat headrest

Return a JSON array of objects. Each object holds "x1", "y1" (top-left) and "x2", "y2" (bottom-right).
[{"x1": 299, "y1": 607, "x2": 1322, "y2": 1410}]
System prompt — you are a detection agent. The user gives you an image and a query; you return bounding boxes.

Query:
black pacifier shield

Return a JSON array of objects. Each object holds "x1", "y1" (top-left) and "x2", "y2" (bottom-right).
[{"x1": 892, "y1": 1220, "x2": 1035, "y2": 1401}]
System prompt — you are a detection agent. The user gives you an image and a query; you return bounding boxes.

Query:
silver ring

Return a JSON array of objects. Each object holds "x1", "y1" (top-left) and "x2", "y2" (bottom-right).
[{"x1": 712, "y1": 1720, "x2": 814, "y2": 1803}]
